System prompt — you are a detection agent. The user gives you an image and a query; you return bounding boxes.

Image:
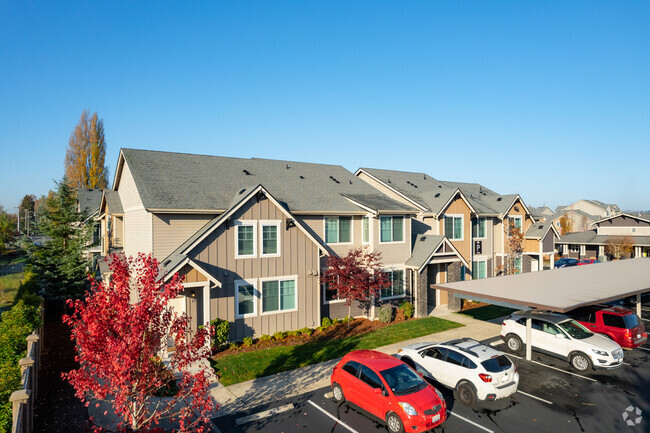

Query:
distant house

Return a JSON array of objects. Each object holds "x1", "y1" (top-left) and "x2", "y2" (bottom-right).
[
  {"x1": 552, "y1": 199, "x2": 621, "y2": 234},
  {"x1": 557, "y1": 213, "x2": 650, "y2": 261},
  {"x1": 76, "y1": 188, "x2": 103, "y2": 261}
]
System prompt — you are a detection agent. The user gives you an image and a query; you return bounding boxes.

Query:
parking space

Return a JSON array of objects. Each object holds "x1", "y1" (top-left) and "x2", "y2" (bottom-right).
[{"x1": 213, "y1": 337, "x2": 650, "y2": 433}]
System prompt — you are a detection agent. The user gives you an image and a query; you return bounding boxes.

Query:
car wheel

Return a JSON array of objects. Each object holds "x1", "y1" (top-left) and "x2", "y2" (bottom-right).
[
  {"x1": 457, "y1": 382, "x2": 477, "y2": 406},
  {"x1": 332, "y1": 383, "x2": 345, "y2": 403},
  {"x1": 506, "y1": 334, "x2": 523, "y2": 354},
  {"x1": 386, "y1": 412, "x2": 405, "y2": 433},
  {"x1": 570, "y1": 353, "x2": 592, "y2": 372}
]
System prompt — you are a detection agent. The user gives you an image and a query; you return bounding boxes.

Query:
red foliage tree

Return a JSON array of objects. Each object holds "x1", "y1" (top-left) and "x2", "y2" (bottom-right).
[
  {"x1": 62, "y1": 253, "x2": 217, "y2": 432},
  {"x1": 324, "y1": 247, "x2": 391, "y2": 329}
]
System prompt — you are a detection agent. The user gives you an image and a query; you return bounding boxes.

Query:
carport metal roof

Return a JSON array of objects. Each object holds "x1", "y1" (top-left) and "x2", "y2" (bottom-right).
[{"x1": 432, "y1": 257, "x2": 650, "y2": 313}]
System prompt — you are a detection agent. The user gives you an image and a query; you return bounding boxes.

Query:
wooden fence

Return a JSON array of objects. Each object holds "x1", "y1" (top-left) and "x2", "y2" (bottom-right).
[{"x1": 10, "y1": 329, "x2": 42, "y2": 433}]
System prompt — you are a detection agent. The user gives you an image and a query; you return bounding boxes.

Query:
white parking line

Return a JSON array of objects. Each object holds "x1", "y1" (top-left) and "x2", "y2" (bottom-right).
[
  {"x1": 307, "y1": 400, "x2": 360, "y2": 433},
  {"x1": 235, "y1": 403, "x2": 294, "y2": 425},
  {"x1": 449, "y1": 411, "x2": 494, "y2": 433},
  {"x1": 507, "y1": 353, "x2": 597, "y2": 382},
  {"x1": 517, "y1": 390, "x2": 553, "y2": 405},
  {"x1": 637, "y1": 346, "x2": 650, "y2": 352}
]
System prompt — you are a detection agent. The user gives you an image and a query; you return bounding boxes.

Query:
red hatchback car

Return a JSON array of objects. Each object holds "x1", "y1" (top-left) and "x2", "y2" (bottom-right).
[
  {"x1": 568, "y1": 305, "x2": 647, "y2": 349},
  {"x1": 331, "y1": 350, "x2": 447, "y2": 433}
]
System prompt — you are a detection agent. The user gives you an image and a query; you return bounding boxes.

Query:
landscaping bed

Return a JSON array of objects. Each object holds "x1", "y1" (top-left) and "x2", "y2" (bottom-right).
[
  {"x1": 211, "y1": 315, "x2": 462, "y2": 386},
  {"x1": 459, "y1": 303, "x2": 516, "y2": 321}
]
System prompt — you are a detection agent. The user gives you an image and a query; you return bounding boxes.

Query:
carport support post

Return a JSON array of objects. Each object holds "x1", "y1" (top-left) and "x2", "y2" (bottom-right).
[
  {"x1": 525, "y1": 310, "x2": 532, "y2": 361},
  {"x1": 637, "y1": 293, "x2": 642, "y2": 319}
]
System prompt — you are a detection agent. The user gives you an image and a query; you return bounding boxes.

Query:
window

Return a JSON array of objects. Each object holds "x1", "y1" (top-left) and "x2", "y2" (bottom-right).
[
  {"x1": 342, "y1": 360, "x2": 361, "y2": 377},
  {"x1": 261, "y1": 221, "x2": 280, "y2": 256},
  {"x1": 323, "y1": 278, "x2": 341, "y2": 303},
  {"x1": 472, "y1": 260, "x2": 487, "y2": 279},
  {"x1": 362, "y1": 216, "x2": 370, "y2": 244},
  {"x1": 569, "y1": 244, "x2": 579, "y2": 253},
  {"x1": 360, "y1": 365, "x2": 384, "y2": 390},
  {"x1": 236, "y1": 222, "x2": 256, "y2": 257},
  {"x1": 602, "y1": 314, "x2": 626, "y2": 328},
  {"x1": 555, "y1": 221, "x2": 560, "y2": 227},
  {"x1": 444, "y1": 215, "x2": 463, "y2": 240},
  {"x1": 262, "y1": 278, "x2": 296, "y2": 313},
  {"x1": 379, "y1": 216, "x2": 404, "y2": 243},
  {"x1": 381, "y1": 269, "x2": 405, "y2": 299},
  {"x1": 508, "y1": 216, "x2": 522, "y2": 236},
  {"x1": 513, "y1": 257, "x2": 522, "y2": 274},
  {"x1": 235, "y1": 280, "x2": 256, "y2": 318},
  {"x1": 325, "y1": 216, "x2": 352, "y2": 243},
  {"x1": 445, "y1": 349, "x2": 465, "y2": 366},
  {"x1": 472, "y1": 217, "x2": 486, "y2": 239}
]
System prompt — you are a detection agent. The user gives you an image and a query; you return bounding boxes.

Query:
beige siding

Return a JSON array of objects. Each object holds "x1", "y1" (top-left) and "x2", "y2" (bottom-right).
[
  {"x1": 190, "y1": 195, "x2": 320, "y2": 339},
  {"x1": 374, "y1": 216, "x2": 412, "y2": 264},
  {"x1": 118, "y1": 161, "x2": 153, "y2": 257},
  {"x1": 438, "y1": 196, "x2": 472, "y2": 263},
  {"x1": 152, "y1": 213, "x2": 216, "y2": 260},
  {"x1": 112, "y1": 216, "x2": 124, "y2": 248}
]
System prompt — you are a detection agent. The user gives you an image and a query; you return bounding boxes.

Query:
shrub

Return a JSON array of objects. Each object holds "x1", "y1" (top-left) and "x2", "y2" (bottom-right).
[
  {"x1": 399, "y1": 301, "x2": 414, "y2": 319},
  {"x1": 377, "y1": 304, "x2": 394, "y2": 323},
  {"x1": 210, "y1": 318, "x2": 230, "y2": 349},
  {"x1": 151, "y1": 357, "x2": 178, "y2": 397},
  {"x1": 321, "y1": 317, "x2": 332, "y2": 328},
  {"x1": 343, "y1": 316, "x2": 353, "y2": 324},
  {"x1": 242, "y1": 337, "x2": 253, "y2": 347},
  {"x1": 273, "y1": 331, "x2": 287, "y2": 341},
  {"x1": 229, "y1": 342, "x2": 239, "y2": 350},
  {"x1": 259, "y1": 334, "x2": 272, "y2": 342},
  {"x1": 287, "y1": 330, "x2": 300, "y2": 337},
  {"x1": 299, "y1": 327, "x2": 313, "y2": 336}
]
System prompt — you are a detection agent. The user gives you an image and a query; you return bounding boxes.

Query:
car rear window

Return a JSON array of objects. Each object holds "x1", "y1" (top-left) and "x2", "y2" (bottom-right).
[
  {"x1": 623, "y1": 314, "x2": 640, "y2": 329},
  {"x1": 602, "y1": 313, "x2": 626, "y2": 328},
  {"x1": 342, "y1": 360, "x2": 360, "y2": 377},
  {"x1": 481, "y1": 355, "x2": 512, "y2": 373}
]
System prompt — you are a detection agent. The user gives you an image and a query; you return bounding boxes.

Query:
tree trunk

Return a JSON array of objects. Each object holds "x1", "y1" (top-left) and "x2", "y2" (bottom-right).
[{"x1": 348, "y1": 304, "x2": 351, "y2": 330}]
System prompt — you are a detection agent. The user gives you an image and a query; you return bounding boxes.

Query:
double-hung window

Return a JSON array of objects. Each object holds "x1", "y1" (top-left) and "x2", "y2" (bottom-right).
[
  {"x1": 379, "y1": 216, "x2": 403, "y2": 243},
  {"x1": 508, "y1": 216, "x2": 522, "y2": 236},
  {"x1": 381, "y1": 269, "x2": 405, "y2": 299},
  {"x1": 260, "y1": 221, "x2": 280, "y2": 256},
  {"x1": 513, "y1": 257, "x2": 522, "y2": 274},
  {"x1": 262, "y1": 278, "x2": 296, "y2": 313},
  {"x1": 444, "y1": 215, "x2": 463, "y2": 240},
  {"x1": 362, "y1": 216, "x2": 370, "y2": 244},
  {"x1": 325, "y1": 216, "x2": 352, "y2": 243},
  {"x1": 472, "y1": 217, "x2": 486, "y2": 239},
  {"x1": 235, "y1": 280, "x2": 256, "y2": 318},
  {"x1": 236, "y1": 221, "x2": 256, "y2": 258},
  {"x1": 472, "y1": 260, "x2": 487, "y2": 279}
]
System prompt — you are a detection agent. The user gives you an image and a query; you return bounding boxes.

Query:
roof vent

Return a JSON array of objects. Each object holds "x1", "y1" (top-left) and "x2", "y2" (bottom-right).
[
  {"x1": 438, "y1": 185, "x2": 442, "y2": 188},
  {"x1": 435, "y1": 193, "x2": 440, "y2": 198},
  {"x1": 329, "y1": 175, "x2": 340, "y2": 184},
  {"x1": 539, "y1": 225, "x2": 544, "y2": 229},
  {"x1": 387, "y1": 178, "x2": 391, "y2": 183},
  {"x1": 299, "y1": 175, "x2": 304, "y2": 179},
  {"x1": 243, "y1": 169, "x2": 251, "y2": 175},
  {"x1": 497, "y1": 197, "x2": 502, "y2": 201},
  {"x1": 238, "y1": 188, "x2": 246, "y2": 195},
  {"x1": 163, "y1": 259, "x2": 171, "y2": 266},
  {"x1": 424, "y1": 174, "x2": 427, "y2": 180},
  {"x1": 420, "y1": 236, "x2": 427, "y2": 242},
  {"x1": 286, "y1": 164, "x2": 290, "y2": 169},
  {"x1": 349, "y1": 179, "x2": 352, "y2": 184}
]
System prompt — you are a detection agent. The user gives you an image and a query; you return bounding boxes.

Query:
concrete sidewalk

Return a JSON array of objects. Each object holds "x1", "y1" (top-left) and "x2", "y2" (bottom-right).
[{"x1": 209, "y1": 309, "x2": 505, "y2": 418}]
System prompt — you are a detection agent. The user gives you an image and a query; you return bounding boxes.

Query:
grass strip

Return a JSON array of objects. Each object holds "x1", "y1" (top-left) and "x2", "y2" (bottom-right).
[
  {"x1": 459, "y1": 305, "x2": 515, "y2": 321},
  {"x1": 211, "y1": 316, "x2": 463, "y2": 386}
]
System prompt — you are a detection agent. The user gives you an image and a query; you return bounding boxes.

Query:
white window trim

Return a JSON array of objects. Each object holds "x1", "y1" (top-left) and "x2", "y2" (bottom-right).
[
  {"x1": 380, "y1": 267, "x2": 407, "y2": 300},
  {"x1": 362, "y1": 216, "x2": 370, "y2": 245},
  {"x1": 444, "y1": 214, "x2": 464, "y2": 241},
  {"x1": 508, "y1": 216, "x2": 523, "y2": 236},
  {"x1": 323, "y1": 216, "x2": 354, "y2": 245},
  {"x1": 322, "y1": 278, "x2": 345, "y2": 304},
  {"x1": 259, "y1": 275, "x2": 298, "y2": 315},
  {"x1": 474, "y1": 217, "x2": 487, "y2": 240},
  {"x1": 235, "y1": 220, "x2": 257, "y2": 258},
  {"x1": 379, "y1": 215, "x2": 406, "y2": 244},
  {"x1": 472, "y1": 259, "x2": 487, "y2": 279},
  {"x1": 259, "y1": 220, "x2": 281, "y2": 257},
  {"x1": 235, "y1": 279, "x2": 257, "y2": 318}
]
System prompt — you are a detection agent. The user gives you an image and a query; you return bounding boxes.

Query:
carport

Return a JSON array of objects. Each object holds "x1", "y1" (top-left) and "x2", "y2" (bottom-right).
[{"x1": 432, "y1": 257, "x2": 650, "y2": 360}]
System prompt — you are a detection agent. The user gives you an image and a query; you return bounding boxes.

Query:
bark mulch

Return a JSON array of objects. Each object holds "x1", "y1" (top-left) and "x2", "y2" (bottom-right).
[{"x1": 33, "y1": 300, "x2": 90, "y2": 433}]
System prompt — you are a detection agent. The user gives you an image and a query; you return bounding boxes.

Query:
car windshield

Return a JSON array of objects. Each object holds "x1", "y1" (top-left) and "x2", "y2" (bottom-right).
[
  {"x1": 558, "y1": 319, "x2": 593, "y2": 339},
  {"x1": 623, "y1": 314, "x2": 640, "y2": 329},
  {"x1": 380, "y1": 364, "x2": 428, "y2": 396},
  {"x1": 481, "y1": 355, "x2": 512, "y2": 373}
]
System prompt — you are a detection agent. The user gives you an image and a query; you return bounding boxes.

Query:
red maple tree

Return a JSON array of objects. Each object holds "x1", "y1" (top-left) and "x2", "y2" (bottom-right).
[
  {"x1": 62, "y1": 253, "x2": 217, "y2": 432},
  {"x1": 324, "y1": 247, "x2": 391, "y2": 328}
]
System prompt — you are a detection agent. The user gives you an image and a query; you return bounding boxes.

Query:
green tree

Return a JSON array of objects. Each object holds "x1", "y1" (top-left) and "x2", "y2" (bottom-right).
[
  {"x1": 65, "y1": 110, "x2": 109, "y2": 189},
  {"x1": 28, "y1": 177, "x2": 91, "y2": 299},
  {"x1": 0, "y1": 210, "x2": 15, "y2": 254}
]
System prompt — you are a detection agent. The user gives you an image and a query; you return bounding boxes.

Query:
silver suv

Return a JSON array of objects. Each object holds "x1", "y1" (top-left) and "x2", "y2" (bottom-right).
[
  {"x1": 501, "y1": 311, "x2": 624, "y2": 372},
  {"x1": 398, "y1": 338, "x2": 519, "y2": 405}
]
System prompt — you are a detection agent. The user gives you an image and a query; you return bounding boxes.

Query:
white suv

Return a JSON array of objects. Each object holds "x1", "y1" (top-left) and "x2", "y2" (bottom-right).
[
  {"x1": 501, "y1": 311, "x2": 624, "y2": 372},
  {"x1": 397, "y1": 338, "x2": 519, "y2": 405}
]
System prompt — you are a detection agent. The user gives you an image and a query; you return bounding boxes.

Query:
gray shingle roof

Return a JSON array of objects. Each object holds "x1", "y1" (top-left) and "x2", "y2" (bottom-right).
[
  {"x1": 120, "y1": 149, "x2": 415, "y2": 214},
  {"x1": 103, "y1": 190, "x2": 123, "y2": 214},
  {"x1": 77, "y1": 188, "x2": 103, "y2": 214},
  {"x1": 525, "y1": 220, "x2": 555, "y2": 239},
  {"x1": 405, "y1": 234, "x2": 446, "y2": 270}
]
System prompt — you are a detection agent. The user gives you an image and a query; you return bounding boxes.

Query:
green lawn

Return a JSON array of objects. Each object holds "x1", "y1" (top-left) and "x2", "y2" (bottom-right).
[
  {"x1": 0, "y1": 273, "x2": 22, "y2": 311},
  {"x1": 459, "y1": 305, "x2": 516, "y2": 321},
  {"x1": 211, "y1": 316, "x2": 463, "y2": 386}
]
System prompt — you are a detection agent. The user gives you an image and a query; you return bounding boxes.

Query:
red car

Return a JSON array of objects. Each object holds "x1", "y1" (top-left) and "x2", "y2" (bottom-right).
[
  {"x1": 578, "y1": 259, "x2": 601, "y2": 265},
  {"x1": 330, "y1": 350, "x2": 447, "y2": 432},
  {"x1": 568, "y1": 305, "x2": 647, "y2": 349}
]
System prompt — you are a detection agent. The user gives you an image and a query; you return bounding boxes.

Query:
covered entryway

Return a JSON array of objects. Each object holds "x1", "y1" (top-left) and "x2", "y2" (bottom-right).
[{"x1": 432, "y1": 258, "x2": 650, "y2": 360}]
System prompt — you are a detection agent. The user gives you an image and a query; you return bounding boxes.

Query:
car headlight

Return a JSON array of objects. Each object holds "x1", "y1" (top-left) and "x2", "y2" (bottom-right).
[
  {"x1": 399, "y1": 402, "x2": 418, "y2": 416},
  {"x1": 434, "y1": 387, "x2": 444, "y2": 401},
  {"x1": 591, "y1": 349, "x2": 608, "y2": 356}
]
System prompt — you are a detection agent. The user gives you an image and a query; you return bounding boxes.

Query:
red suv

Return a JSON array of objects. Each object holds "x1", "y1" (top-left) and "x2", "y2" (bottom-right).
[
  {"x1": 568, "y1": 305, "x2": 647, "y2": 349},
  {"x1": 331, "y1": 350, "x2": 447, "y2": 432}
]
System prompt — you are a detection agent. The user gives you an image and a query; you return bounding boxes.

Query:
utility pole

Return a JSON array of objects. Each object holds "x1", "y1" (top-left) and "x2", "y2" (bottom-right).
[{"x1": 25, "y1": 209, "x2": 30, "y2": 237}]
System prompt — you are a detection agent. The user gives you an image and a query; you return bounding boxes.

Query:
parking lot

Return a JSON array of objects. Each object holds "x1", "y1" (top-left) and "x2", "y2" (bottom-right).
[{"x1": 213, "y1": 325, "x2": 650, "y2": 433}]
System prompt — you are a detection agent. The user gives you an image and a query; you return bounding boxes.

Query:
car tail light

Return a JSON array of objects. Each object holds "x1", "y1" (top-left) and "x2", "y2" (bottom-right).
[
  {"x1": 479, "y1": 373, "x2": 492, "y2": 383},
  {"x1": 502, "y1": 321, "x2": 507, "y2": 326},
  {"x1": 624, "y1": 330, "x2": 631, "y2": 339}
]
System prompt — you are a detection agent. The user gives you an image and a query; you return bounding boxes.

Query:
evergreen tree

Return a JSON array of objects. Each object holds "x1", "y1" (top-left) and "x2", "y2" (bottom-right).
[{"x1": 28, "y1": 177, "x2": 91, "y2": 299}]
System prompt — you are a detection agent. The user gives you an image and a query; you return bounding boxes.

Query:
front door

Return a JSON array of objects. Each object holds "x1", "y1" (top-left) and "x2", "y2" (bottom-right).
[{"x1": 185, "y1": 288, "x2": 204, "y2": 332}]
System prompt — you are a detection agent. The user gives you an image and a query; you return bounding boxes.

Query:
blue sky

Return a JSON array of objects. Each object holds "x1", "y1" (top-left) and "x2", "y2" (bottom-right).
[{"x1": 1, "y1": 1, "x2": 649, "y2": 213}]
